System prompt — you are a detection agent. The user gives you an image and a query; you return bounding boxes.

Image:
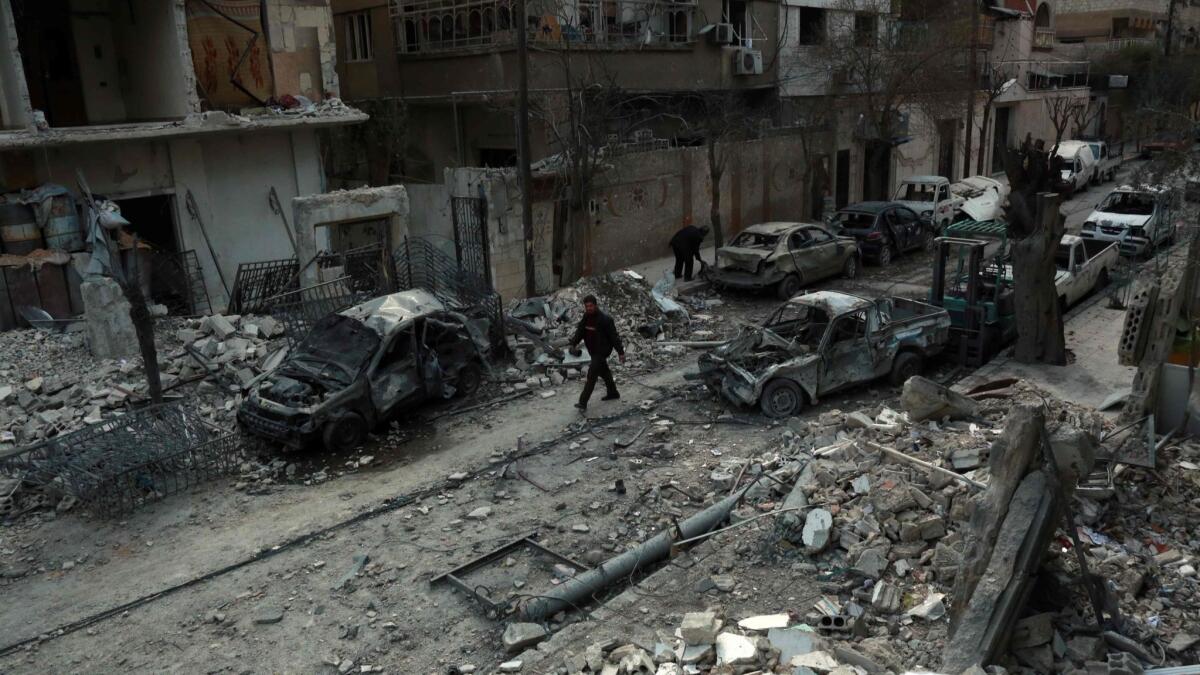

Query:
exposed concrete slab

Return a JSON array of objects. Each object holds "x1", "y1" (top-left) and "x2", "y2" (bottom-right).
[{"x1": 292, "y1": 185, "x2": 410, "y2": 286}]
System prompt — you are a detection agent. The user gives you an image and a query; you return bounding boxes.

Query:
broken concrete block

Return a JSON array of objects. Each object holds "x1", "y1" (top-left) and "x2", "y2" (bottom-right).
[
  {"x1": 176, "y1": 328, "x2": 201, "y2": 344},
  {"x1": 203, "y1": 314, "x2": 237, "y2": 340},
  {"x1": 1066, "y1": 635, "x2": 1103, "y2": 663},
  {"x1": 25, "y1": 377, "x2": 43, "y2": 393},
  {"x1": 870, "y1": 582, "x2": 901, "y2": 613},
  {"x1": 714, "y1": 633, "x2": 756, "y2": 666},
  {"x1": 497, "y1": 660, "x2": 523, "y2": 673},
  {"x1": 257, "y1": 316, "x2": 282, "y2": 337},
  {"x1": 81, "y1": 277, "x2": 139, "y2": 360},
  {"x1": 1010, "y1": 613, "x2": 1054, "y2": 648},
  {"x1": 0, "y1": 385, "x2": 12, "y2": 403},
  {"x1": 466, "y1": 506, "x2": 492, "y2": 520},
  {"x1": 905, "y1": 592, "x2": 945, "y2": 620},
  {"x1": 654, "y1": 664, "x2": 682, "y2": 675},
  {"x1": 802, "y1": 508, "x2": 833, "y2": 552},
  {"x1": 1050, "y1": 428, "x2": 1098, "y2": 487},
  {"x1": 613, "y1": 646, "x2": 655, "y2": 673},
  {"x1": 737, "y1": 614, "x2": 789, "y2": 631},
  {"x1": 949, "y1": 446, "x2": 985, "y2": 470},
  {"x1": 853, "y1": 548, "x2": 888, "y2": 578},
  {"x1": 678, "y1": 644, "x2": 714, "y2": 665},
  {"x1": 502, "y1": 623, "x2": 548, "y2": 652},
  {"x1": 680, "y1": 611, "x2": 721, "y2": 645},
  {"x1": 900, "y1": 376, "x2": 981, "y2": 422},
  {"x1": 790, "y1": 650, "x2": 840, "y2": 672},
  {"x1": 767, "y1": 627, "x2": 823, "y2": 665}
]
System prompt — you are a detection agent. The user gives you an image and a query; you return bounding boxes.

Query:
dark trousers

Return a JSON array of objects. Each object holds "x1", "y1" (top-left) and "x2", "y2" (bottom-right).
[
  {"x1": 579, "y1": 357, "x2": 617, "y2": 405},
  {"x1": 672, "y1": 246, "x2": 695, "y2": 281}
]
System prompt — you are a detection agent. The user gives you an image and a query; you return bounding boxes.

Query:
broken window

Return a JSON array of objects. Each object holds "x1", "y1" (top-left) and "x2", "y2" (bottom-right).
[
  {"x1": 723, "y1": 0, "x2": 747, "y2": 42},
  {"x1": 767, "y1": 303, "x2": 828, "y2": 348},
  {"x1": 345, "y1": 12, "x2": 374, "y2": 61},
  {"x1": 731, "y1": 231, "x2": 781, "y2": 249},
  {"x1": 829, "y1": 310, "x2": 868, "y2": 344},
  {"x1": 854, "y1": 13, "x2": 877, "y2": 47},
  {"x1": 797, "y1": 7, "x2": 825, "y2": 46},
  {"x1": 15, "y1": 0, "x2": 191, "y2": 127}
]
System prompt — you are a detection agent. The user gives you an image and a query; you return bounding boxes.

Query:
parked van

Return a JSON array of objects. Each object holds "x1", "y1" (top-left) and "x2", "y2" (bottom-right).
[{"x1": 1054, "y1": 140, "x2": 1097, "y2": 197}]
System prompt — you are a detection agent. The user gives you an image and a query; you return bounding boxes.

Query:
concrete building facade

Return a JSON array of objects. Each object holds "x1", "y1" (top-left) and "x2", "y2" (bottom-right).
[{"x1": 0, "y1": 0, "x2": 369, "y2": 321}]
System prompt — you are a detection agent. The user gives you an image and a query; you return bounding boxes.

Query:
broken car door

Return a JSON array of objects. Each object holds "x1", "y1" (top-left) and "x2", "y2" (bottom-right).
[
  {"x1": 369, "y1": 326, "x2": 423, "y2": 418},
  {"x1": 818, "y1": 309, "x2": 873, "y2": 393},
  {"x1": 785, "y1": 229, "x2": 811, "y2": 277},
  {"x1": 803, "y1": 226, "x2": 840, "y2": 278}
]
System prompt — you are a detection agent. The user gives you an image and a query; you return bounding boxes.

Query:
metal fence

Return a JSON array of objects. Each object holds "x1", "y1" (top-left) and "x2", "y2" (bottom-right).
[
  {"x1": 263, "y1": 276, "x2": 373, "y2": 348},
  {"x1": 392, "y1": 235, "x2": 504, "y2": 344},
  {"x1": 227, "y1": 257, "x2": 300, "y2": 315},
  {"x1": 0, "y1": 403, "x2": 239, "y2": 516}
]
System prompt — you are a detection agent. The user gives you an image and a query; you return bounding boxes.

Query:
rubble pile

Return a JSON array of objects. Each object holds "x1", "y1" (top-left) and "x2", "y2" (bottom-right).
[
  {"x1": 509, "y1": 378, "x2": 1200, "y2": 674},
  {"x1": 503, "y1": 270, "x2": 725, "y2": 391},
  {"x1": 0, "y1": 313, "x2": 287, "y2": 449}
]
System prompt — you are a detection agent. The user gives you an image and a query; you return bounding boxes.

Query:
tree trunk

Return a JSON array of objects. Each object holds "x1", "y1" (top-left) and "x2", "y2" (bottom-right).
[
  {"x1": 120, "y1": 255, "x2": 163, "y2": 404},
  {"x1": 1010, "y1": 193, "x2": 1066, "y2": 365},
  {"x1": 708, "y1": 142, "x2": 725, "y2": 264},
  {"x1": 976, "y1": 104, "x2": 992, "y2": 176}
]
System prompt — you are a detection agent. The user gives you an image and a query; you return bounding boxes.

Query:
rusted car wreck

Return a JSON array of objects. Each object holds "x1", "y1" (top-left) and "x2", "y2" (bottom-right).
[
  {"x1": 693, "y1": 291, "x2": 951, "y2": 417},
  {"x1": 238, "y1": 290, "x2": 488, "y2": 451},
  {"x1": 708, "y1": 222, "x2": 861, "y2": 299}
]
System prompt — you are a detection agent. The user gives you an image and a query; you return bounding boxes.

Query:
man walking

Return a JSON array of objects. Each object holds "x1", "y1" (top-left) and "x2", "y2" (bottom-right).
[
  {"x1": 669, "y1": 225, "x2": 710, "y2": 281},
  {"x1": 569, "y1": 295, "x2": 625, "y2": 411}
]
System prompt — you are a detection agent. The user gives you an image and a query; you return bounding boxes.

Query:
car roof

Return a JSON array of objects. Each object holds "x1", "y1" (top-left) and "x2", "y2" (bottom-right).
[
  {"x1": 787, "y1": 290, "x2": 874, "y2": 315},
  {"x1": 841, "y1": 201, "x2": 891, "y2": 213},
  {"x1": 902, "y1": 175, "x2": 945, "y2": 184},
  {"x1": 742, "y1": 222, "x2": 822, "y2": 235},
  {"x1": 340, "y1": 289, "x2": 446, "y2": 338}
]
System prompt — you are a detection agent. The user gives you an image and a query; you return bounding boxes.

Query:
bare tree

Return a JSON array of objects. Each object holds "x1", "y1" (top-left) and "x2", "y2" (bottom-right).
[
  {"x1": 1003, "y1": 134, "x2": 1067, "y2": 365},
  {"x1": 1044, "y1": 95, "x2": 1086, "y2": 152}
]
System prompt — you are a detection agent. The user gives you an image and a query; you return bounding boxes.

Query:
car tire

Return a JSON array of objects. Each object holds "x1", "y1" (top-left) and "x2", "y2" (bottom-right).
[
  {"x1": 759, "y1": 379, "x2": 805, "y2": 419},
  {"x1": 877, "y1": 243, "x2": 893, "y2": 266},
  {"x1": 889, "y1": 351, "x2": 923, "y2": 387},
  {"x1": 842, "y1": 256, "x2": 859, "y2": 280},
  {"x1": 923, "y1": 229, "x2": 936, "y2": 253},
  {"x1": 454, "y1": 362, "x2": 483, "y2": 398},
  {"x1": 777, "y1": 273, "x2": 803, "y2": 300},
  {"x1": 323, "y1": 413, "x2": 368, "y2": 453}
]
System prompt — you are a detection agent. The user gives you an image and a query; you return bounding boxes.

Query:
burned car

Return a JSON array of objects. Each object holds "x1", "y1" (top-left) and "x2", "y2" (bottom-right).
[
  {"x1": 238, "y1": 290, "x2": 488, "y2": 452},
  {"x1": 692, "y1": 291, "x2": 950, "y2": 418},
  {"x1": 709, "y1": 222, "x2": 860, "y2": 300}
]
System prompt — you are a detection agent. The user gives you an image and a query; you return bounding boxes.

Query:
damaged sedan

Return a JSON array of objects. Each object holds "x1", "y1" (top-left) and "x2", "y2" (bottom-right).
[
  {"x1": 238, "y1": 290, "x2": 488, "y2": 452},
  {"x1": 693, "y1": 291, "x2": 950, "y2": 418},
  {"x1": 708, "y1": 222, "x2": 860, "y2": 299}
]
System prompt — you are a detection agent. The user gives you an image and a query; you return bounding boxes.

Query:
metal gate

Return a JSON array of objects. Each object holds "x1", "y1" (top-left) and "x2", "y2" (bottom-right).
[{"x1": 451, "y1": 196, "x2": 492, "y2": 289}]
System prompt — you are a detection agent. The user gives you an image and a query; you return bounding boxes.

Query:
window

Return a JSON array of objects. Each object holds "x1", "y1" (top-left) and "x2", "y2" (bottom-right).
[
  {"x1": 831, "y1": 311, "x2": 868, "y2": 344},
  {"x1": 345, "y1": 12, "x2": 373, "y2": 61},
  {"x1": 854, "y1": 13, "x2": 877, "y2": 47},
  {"x1": 806, "y1": 227, "x2": 833, "y2": 243},
  {"x1": 798, "y1": 7, "x2": 826, "y2": 46},
  {"x1": 724, "y1": 0, "x2": 747, "y2": 42},
  {"x1": 789, "y1": 230, "x2": 811, "y2": 250}
]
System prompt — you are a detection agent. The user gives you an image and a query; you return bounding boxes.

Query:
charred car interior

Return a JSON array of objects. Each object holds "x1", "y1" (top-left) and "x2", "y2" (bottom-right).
[
  {"x1": 692, "y1": 291, "x2": 950, "y2": 418},
  {"x1": 238, "y1": 290, "x2": 489, "y2": 452}
]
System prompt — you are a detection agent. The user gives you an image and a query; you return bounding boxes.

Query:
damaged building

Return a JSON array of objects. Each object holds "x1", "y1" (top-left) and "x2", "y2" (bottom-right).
[{"x1": 0, "y1": 0, "x2": 371, "y2": 328}]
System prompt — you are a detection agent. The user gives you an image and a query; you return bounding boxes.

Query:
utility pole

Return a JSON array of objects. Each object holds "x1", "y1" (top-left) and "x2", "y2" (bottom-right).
[
  {"x1": 515, "y1": 0, "x2": 536, "y2": 297},
  {"x1": 1165, "y1": 0, "x2": 1178, "y2": 57},
  {"x1": 963, "y1": 0, "x2": 979, "y2": 179}
]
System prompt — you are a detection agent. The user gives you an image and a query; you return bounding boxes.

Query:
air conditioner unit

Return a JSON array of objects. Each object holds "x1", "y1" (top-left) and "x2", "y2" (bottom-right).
[
  {"x1": 734, "y1": 48, "x2": 763, "y2": 76},
  {"x1": 710, "y1": 23, "x2": 736, "y2": 45}
]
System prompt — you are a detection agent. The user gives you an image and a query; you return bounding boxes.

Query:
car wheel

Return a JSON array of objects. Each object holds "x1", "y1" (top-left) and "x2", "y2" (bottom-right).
[
  {"x1": 877, "y1": 243, "x2": 893, "y2": 266},
  {"x1": 323, "y1": 413, "x2": 367, "y2": 453},
  {"x1": 759, "y1": 379, "x2": 805, "y2": 419},
  {"x1": 923, "y1": 230, "x2": 936, "y2": 253},
  {"x1": 889, "y1": 351, "x2": 923, "y2": 387},
  {"x1": 454, "y1": 362, "x2": 483, "y2": 398},
  {"x1": 777, "y1": 273, "x2": 803, "y2": 300},
  {"x1": 842, "y1": 256, "x2": 859, "y2": 280}
]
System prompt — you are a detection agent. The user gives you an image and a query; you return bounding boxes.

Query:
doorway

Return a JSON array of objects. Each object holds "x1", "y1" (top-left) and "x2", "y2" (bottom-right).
[
  {"x1": 835, "y1": 149, "x2": 850, "y2": 209},
  {"x1": 937, "y1": 119, "x2": 957, "y2": 179},
  {"x1": 991, "y1": 107, "x2": 1012, "y2": 174},
  {"x1": 862, "y1": 140, "x2": 891, "y2": 202}
]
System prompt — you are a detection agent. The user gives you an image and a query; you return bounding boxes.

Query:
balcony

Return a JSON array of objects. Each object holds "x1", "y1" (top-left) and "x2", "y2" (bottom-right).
[
  {"x1": 1107, "y1": 36, "x2": 1155, "y2": 51},
  {"x1": 390, "y1": 0, "x2": 696, "y2": 55},
  {"x1": 1033, "y1": 27, "x2": 1055, "y2": 50}
]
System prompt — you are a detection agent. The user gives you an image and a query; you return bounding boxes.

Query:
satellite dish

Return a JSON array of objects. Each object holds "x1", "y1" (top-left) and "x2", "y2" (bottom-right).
[{"x1": 698, "y1": 24, "x2": 716, "y2": 35}]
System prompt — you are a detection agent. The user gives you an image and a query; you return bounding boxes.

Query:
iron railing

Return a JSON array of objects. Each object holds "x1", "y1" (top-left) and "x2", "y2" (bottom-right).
[{"x1": 0, "y1": 403, "x2": 239, "y2": 516}]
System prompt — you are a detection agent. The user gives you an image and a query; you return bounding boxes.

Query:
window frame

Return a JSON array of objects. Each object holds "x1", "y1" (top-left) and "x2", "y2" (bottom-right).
[{"x1": 344, "y1": 12, "x2": 374, "y2": 62}]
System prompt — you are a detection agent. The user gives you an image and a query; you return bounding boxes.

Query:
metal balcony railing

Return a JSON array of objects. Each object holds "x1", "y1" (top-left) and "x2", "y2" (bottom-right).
[
  {"x1": 1033, "y1": 27, "x2": 1055, "y2": 50},
  {"x1": 390, "y1": 0, "x2": 695, "y2": 54}
]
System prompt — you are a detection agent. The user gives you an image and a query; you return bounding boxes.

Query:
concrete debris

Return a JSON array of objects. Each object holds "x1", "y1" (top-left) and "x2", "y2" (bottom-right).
[
  {"x1": 802, "y1": 508, "x2": 834, "y2": 552},
  {"x1": 680, "y1": 611, "x2": 721, "y2": 644},
  {"x1": 502, "y1": 623, "x2": 548, "y2": 652},
  {"x1": 900, "y1": 375, "x2": 982, "y2": 422}
]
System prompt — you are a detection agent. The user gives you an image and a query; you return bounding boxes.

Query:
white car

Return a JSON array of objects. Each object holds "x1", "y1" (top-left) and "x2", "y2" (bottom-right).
[
  {"x1": 1055, "y1": 140, "x2": 1098, "y2": 197},
  {"x1": 893, "y1": 176, "x2": 963, "y2": 231},
  {"x1": 1080, "y1": 185, "x2": 1176, "y2": 256}
]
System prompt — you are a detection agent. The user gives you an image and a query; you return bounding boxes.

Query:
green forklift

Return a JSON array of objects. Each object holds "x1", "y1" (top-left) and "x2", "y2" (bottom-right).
[{"x1": 928, "y1": 220, "x2": 1018, "y2": 366}]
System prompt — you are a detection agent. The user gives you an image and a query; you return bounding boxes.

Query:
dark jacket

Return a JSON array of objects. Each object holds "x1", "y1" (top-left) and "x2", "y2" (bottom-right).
[
  {"x1": 670, "y1": 225, "x2": 708, "y2": 259},
  {"x1": 571, "y1": 311, "x2": 624, "y2": 360}
]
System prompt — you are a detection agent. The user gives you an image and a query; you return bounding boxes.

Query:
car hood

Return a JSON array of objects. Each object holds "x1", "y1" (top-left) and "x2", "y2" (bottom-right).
[
  {"x1": 1087, "y1": 212, "x2": 1152, "y2": 229},
  {"x1": 961, "y1": 192, "x2": 1003, "y2": 222}
]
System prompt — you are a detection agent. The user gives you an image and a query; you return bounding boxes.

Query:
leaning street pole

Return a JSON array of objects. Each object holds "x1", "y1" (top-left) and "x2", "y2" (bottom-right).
[{"x1": 515, "y1": 0, "x2": 536, "y2": 297}]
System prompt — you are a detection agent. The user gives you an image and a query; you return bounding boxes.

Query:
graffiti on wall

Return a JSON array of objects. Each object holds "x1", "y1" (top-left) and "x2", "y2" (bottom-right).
[{"x1": 185, "y1": 0, "x2": 273, "y2": 108}]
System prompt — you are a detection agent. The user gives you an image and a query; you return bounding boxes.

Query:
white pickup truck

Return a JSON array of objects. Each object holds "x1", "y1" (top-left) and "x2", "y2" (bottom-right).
[
  {"x1": 1054, "y1": 235, "x2": 1118, "y2": 308},
  {"x1": 1087, "y1": 140, "x2": 1123, "y2": 183},
  {"x1": 893, "y1": 176, "x2": 963, "y2": 231}
]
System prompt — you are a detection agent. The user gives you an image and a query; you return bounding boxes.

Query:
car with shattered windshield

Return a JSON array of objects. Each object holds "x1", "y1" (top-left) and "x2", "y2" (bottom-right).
[
  {"x1": 830, "y1": 201, "x2": 933, "y2": 266},
  {"x1": 692, "y1": 291, "x2": 950, "y2": 418},
  {"x1": 708, "y1": 222, "x2": 860, "y2": 299},
  {"x1": 1080, "y1": 185, "x2": 1176, "y2": 256},
  {"x1": 238, "y1": 290, "x2": 489, "y2": 452}
]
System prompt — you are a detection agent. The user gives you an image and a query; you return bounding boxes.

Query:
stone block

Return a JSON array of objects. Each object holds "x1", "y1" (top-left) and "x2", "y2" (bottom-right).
[
  {"x1": 81, "y1": 277, "x2": 138, "y2": 359},
  {"x1": 680, "y1": 611, "x2": 720, "y2": 645}
]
